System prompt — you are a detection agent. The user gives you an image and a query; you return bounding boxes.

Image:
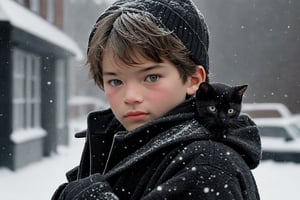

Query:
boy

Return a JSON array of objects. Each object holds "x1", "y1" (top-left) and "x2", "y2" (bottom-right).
[{"x1": 52, "y1": 0, "x2": 261, "y2": 199}]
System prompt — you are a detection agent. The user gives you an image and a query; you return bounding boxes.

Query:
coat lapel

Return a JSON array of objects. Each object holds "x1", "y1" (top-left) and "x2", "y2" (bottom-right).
[{"x1": 104, "y1": 119, "x2": 210, "y2": 179}]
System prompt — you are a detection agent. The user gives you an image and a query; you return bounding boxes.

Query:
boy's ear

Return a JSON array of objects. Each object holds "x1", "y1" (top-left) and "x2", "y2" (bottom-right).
[{"x1": 186, "y1": 65, "x2": 206, "y2": 95}]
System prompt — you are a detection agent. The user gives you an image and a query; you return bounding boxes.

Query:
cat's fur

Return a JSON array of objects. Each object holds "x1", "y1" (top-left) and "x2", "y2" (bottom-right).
[{"x1": 195, "y1": 82, "x2": 248, "y2": 138}]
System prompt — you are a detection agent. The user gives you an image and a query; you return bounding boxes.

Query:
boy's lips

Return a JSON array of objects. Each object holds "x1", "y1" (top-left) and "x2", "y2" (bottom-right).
[{"x1": 124, "y1": 111, "x2": 149, "y2": 120}]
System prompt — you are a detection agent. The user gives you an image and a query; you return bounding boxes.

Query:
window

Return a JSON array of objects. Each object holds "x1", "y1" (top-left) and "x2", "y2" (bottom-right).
[
  {"x1": 30, "y1": 0, "x2": 40, "y2": 13},
  {"x1": 47, "y1": 0, "x2": 55, "y2": 23},
  {"x1": 244, "y1": 110, "x2": 283, "y2": 118},
  {"x1": 259, "y1": 127, "x2": 289, "y2": 138},
  {"x1": 56, "y1": 59, "x2": 66, "y2": 129},
  {"x1": 12, "y1": 48, "x2": 41, "y2": 130}
]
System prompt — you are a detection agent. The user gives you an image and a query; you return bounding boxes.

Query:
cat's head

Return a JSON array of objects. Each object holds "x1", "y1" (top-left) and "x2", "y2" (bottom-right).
[{"x1": 196, "y1": 82, "x2": 247, "y2": 127}]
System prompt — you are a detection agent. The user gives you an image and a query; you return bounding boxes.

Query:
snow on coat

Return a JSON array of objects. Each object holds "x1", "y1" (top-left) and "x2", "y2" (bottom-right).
[{"x1": 52, "y1": 96, "x2": 261, "y2": 200}]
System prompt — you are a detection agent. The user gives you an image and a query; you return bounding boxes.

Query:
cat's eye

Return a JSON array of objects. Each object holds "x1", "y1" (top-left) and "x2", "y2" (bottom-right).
[
  {"x1": 228, "y1": 108, "x2": 235, "y2": 115},
  {"x1": 208, "y1": 106, "x2": 217, "y2": 112}
]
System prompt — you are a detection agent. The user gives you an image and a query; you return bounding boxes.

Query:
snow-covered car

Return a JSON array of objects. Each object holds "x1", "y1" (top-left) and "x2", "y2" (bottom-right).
[
  {"x1": 291, "y1": 114, "x2": 300, "y2": 130},
  {"x1": 254, "y1": 117, "x2": 300, "y2": 163},
  {"x1": 242, "y1": 103, "x2": 292, "y2": 119}
]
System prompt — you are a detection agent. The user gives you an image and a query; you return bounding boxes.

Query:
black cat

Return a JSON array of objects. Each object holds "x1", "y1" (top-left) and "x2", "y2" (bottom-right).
[{"x1": 195, "y1": 82, "x2": 248, "y2": 139}]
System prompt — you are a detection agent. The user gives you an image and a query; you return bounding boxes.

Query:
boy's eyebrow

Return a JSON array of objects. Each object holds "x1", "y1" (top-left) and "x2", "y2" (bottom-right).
[
  {"x1": 103, "y1": 64, "x2": 164, "y2": 76},
  {"x1": 103, "y1": 71, "x2": 118, "y2": 76},
  {"x1": 138, "y1": 64, "x2": 164, "y2": 73}
]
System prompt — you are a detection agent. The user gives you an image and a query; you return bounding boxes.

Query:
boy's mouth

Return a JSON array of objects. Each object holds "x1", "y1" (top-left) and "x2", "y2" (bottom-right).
[{"x1": 124, "y1": 111, "x2": 149, "y2": 120}]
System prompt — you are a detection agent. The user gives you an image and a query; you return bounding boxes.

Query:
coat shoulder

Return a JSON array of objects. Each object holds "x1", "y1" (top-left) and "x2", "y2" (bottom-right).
[{"x1": 183, "y1": 140, "x2": 250, "y2": 172}]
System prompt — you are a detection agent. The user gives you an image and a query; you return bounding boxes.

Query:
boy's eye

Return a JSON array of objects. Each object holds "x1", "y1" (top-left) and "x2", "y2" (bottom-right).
[
  {"x1": 109, "y1": 79, "x2": 122, "y2": 87},
  {"x1": 145, "y1": 75, "x2": 160, "y2": 82}
]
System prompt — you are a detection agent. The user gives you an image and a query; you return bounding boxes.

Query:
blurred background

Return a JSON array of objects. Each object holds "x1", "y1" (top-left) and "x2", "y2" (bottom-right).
[{"x1": 0, "y1": 0, "x2": 300, "y2": 199}]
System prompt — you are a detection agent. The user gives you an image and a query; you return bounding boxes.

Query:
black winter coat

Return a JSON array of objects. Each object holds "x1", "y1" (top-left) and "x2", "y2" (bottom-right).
[{"x1": 52, "y1": 96, "x2": 261, "y2": 200}]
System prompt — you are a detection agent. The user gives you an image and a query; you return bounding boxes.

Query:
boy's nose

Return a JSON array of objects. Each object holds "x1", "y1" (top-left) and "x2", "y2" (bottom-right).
[{"x1": 123, "y1": 84, "x2": 144, "y2": 105}]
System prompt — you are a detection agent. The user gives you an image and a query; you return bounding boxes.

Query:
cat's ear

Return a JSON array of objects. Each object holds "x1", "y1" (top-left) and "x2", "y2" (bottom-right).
[{"x1": 236, "y1": 85, "x2": 248, "y2": 97}]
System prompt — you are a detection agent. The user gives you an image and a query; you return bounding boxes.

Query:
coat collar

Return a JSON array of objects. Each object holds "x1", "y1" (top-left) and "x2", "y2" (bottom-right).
[
  {"x1": 103, "y1": 118, "x2": 211, "y2": 179},
  {"x1": 84, "y1": 97, "x2": 202, "y2": 176},
  {"x1": 86, "y1": 95, "x2": 197, "y2": 135},
  {"x1": 78, "y1": 95, "x2": 261, "y2": 179}
]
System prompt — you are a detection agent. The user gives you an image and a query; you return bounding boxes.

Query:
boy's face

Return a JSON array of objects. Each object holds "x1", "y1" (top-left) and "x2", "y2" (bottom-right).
[{"x1": 102, "y1": 49, "x2": 203, "y2": 131}]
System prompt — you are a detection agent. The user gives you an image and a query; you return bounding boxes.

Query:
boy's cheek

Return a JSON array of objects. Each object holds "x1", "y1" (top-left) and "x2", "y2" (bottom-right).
[
  {"x1": 105, "y1": 87, "x2": 120, "y2": 98},
  {"x1": 105, "y1": 91, "x2": 121, "y2": 107},
  {"x1": 148, "y1": 91, "x2": 168, "y2": 102}
]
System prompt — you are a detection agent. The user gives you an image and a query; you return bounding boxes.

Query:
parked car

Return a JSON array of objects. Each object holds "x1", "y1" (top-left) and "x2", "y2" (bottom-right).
[
  {"x1": 242, "y1": 103, "x2": 292, "y2": 119},
  {"x1": 254, "y1": 117, "x2": 300, "y2": 163},
  {"x1": 291, "y1": 114, "x2": 300, "y2": 130}
]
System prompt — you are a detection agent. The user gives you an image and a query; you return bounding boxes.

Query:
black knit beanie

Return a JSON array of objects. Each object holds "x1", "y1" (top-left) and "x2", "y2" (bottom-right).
[{"x1": 88, "y1": 0, "x2": 210, "y2": 73}]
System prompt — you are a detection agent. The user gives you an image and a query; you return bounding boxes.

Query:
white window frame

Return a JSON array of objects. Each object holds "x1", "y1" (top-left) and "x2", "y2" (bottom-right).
[
  {"x1": 12, "y1": 48, "x2": 41, "y2": 131},
  {"x1": 30, "y1": 0, "x2": 40, "y2": 13},
  {"x1": 56, "y1": 59, "x2": 66, "y2": 129},
  {"x1": 12, "y1": 49, "x2": 26, "y2": 130},
  {"x1": 47, "y1": 0, "x2": 55, "y2": 23}
]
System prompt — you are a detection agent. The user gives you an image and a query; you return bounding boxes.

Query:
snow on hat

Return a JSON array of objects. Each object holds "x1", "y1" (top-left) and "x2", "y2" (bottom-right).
[{"x1": 88, "y1": 0, "x2": 210, "y2": 72}]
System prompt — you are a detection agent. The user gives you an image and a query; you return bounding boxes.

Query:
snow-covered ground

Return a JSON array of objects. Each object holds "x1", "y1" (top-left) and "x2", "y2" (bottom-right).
[
  {"x1": 1, "y1": 125, "x2": 300, "y2": 199},
  {"x1": 0, "y1": 134, "x2": 85, "y2": 200}
]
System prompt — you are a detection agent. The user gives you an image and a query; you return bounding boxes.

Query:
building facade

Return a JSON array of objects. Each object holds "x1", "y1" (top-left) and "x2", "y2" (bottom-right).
[{"x1": 0, "y1": 0, "x2": 82, "y2": 170}]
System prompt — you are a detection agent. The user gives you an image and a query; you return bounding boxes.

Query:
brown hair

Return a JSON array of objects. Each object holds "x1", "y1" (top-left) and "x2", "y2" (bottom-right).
[{"x1": 87, "y1": 10, "x2": 204, "y2": 89}]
